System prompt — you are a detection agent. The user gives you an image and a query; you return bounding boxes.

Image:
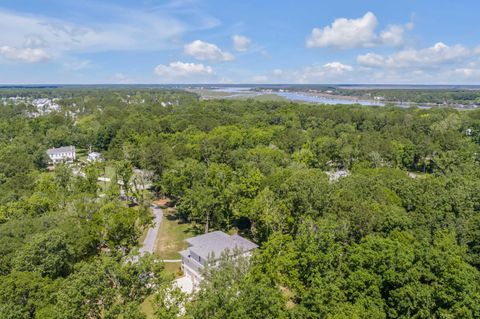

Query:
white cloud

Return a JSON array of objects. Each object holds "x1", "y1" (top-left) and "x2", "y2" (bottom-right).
[
  {"x1": 264, "y1": 62, "x2": 354, "y2": 84},
  {"x1": 63, "y1": 59, "x2": 91, "y2": 71},
  {"x1": 0, "y1": 2, "x2": 221, "y2": 66},
  {"x1": 405, "y1": 21, "x2": 415, "y2": 31},
  {"x1": 297, "y1": 62, "x2": 353, "y2": 82},
  {"x1": 272, "y1": 68, "x2": 283, "y2": 76},
  {"x1": 260, "y1": 49, "x2": 270, "y2": 58},
  {"x1": 0, "y1": 10, "x2": 188, "y2": 55},
  {"x1": 232, "y1": 35, "x2": 251, "y2": 52},
  {"x1": 306, "y1": 12, "x2": 411, "y2": 49},
  {"x1": 263, "y1": 61, "x2": 480, "y2": 84},
  {"x1": 380, "y1": 25, "x2": 405, "y2": 47},
  {"x1": 322, "y1": 62, "x2": 354, "y2": 73},
  {"x1": 113, "y1": 73, "x2": 133, "y2": 84},
  {"x1": 475, "y1": 47, "x2": 480, "y2": 55},
  {"x1": 357, "y1": 42, "x2": 471, "y2": 68},
  {"x1": 154, "y1": 61, "x2": 214, "y2": 78},
  {"x1": 307, "y1": 12, "x2": 378, "y2": 49},
  {"x1": 454, "y1": 68, "x2": 480, "y2": 78},
  {"x1": 357, "y1": 53, "x2": 384, "y2": 67},
  {"x1": 0, "y1": 46, "x2": 51, "y2": 63},
  {"x1": 252, "y1": 75, "x2": 268, "y2": 83},
  {"x1": 184, "y1": 40, "x2": 234, "y2": 62}
]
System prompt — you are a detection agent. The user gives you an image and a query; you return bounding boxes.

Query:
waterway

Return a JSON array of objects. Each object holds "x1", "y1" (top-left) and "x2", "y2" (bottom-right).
[{"x1": 213, "y1": 87, "x2": 385, "y2": 106}]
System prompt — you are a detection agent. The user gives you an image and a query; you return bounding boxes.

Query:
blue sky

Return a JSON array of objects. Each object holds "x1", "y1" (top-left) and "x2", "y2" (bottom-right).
[{"x1": 0, "y1": 0, "x2": 479, "y2": 84}]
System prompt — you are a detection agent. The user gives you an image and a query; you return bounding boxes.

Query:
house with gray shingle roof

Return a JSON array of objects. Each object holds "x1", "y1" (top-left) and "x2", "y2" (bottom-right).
[
  {"x1": 47, "y1": 146, "x2": 76, "y2": 164},
  {"x1": 179, "y1": 231, "x2": 258, "y2": 286}
]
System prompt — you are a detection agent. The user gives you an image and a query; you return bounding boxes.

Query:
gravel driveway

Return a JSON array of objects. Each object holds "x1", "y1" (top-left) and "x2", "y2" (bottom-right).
[{"x1": 139, "y1": 204, "x2": 163, "y2": 255}]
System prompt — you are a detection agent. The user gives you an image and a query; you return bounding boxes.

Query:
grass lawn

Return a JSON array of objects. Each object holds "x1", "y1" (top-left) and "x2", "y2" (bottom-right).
[
  {"x1": 140, "y1": 209, "x2": 189, "y2": 319},
  {"x1": 96, "y1": 163, "x2": 116, "y2": 194},
  {"x1": 76, "y1": 148, "x2": 88, "y2": 161},
  {"x1": 164, "y1": 261, "x2": 183, "y2": 278},
  {"x1": 104, "y1": 164, "x2": 116, "y2": 180},
  {"x1": 154, "y1": 211, "x2": 195, "y2": 260},
  {"x1": 140, "y1": 295, "x2": 156, "y2": 319}
]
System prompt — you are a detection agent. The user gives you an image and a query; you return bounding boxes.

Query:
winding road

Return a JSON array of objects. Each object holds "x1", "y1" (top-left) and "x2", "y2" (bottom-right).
[{"x1": 139, "y1": 204, "x2": 163, "y2": 256}]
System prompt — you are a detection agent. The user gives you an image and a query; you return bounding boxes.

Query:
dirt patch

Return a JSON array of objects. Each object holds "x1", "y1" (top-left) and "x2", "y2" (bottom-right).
[{"x1": 153, "y1": 198, "x2": 173, "y2": 208}]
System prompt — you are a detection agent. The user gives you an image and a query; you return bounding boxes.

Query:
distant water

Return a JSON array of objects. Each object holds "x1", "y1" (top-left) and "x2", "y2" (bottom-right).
[
  {"x1": 213, "y1": 87, "x2": 385, "y2": 106},
  {"x1": 213, "y1": 87, "x2": 252, "y2": 93},
  {"x1": 274, "y1": 91, "x2": 385, "y2": 106}
]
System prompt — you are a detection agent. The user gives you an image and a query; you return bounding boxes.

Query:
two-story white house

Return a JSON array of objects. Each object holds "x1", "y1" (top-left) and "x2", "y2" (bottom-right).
[
  {"x1": 179, "y1": 231, "x2": 258, "y2": 287},
  {"x1": 46, "y1": 146, "x2": 76, "y2": 164}
]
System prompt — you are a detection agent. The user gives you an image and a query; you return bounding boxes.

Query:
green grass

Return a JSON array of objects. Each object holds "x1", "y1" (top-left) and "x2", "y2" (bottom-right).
[
  {"x1": 76, "y1": 148, "x2": 88, "y2": 161},
  {"x1": 138, "y1": 226, "x2": 149, "y2": 246},
  {"x1": 140, "y1": 211, "x2": 189, "y2": 319},
  {"x1": 140, "y1": 295, "x2": 156, "y2": 319},
  {"x1": 246, "y1": 93, "x2": 287, "y2": 101},
  {"x1": 154, "y1": 212, "x2": 195, "y2": 260},
  {"x1": 96, "y1": 164, "x2": 116, "y2": 194},
  {"x1": 104, "y1": 164, "x2": 116, "y2": 180},
  {"x1": 97, "y1": 181, "x2": 109, "y2": 193},
  {"x1": 164, "y1": 261, "x2": 183, "y2": 277}
]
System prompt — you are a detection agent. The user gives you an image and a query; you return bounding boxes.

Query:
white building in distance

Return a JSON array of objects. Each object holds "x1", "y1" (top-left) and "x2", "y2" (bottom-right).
[
  {"x1": 47, "y1": 146, "x2": 76, "y2": 164},
  {"x1": 180, "y1": 231, "x2": 258, "y2": 287},
  {"x1": 87, "y1": 151, "x2": 102, "y2": 162}
]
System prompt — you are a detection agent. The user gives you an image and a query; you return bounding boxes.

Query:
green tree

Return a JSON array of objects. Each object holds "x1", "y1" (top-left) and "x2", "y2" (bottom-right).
[
  {"x1": 186, "y1": 251, "x2": 286, "y2": 319},
  {"x1": 115, "y1": 160, "x2": 133, "y2": 200},
  {"x1": 13, "y1": 229, "x2": 74, "y2": 278},
  {"x1": 0, "y1": 271, "x2": 55, "y2": 318}
]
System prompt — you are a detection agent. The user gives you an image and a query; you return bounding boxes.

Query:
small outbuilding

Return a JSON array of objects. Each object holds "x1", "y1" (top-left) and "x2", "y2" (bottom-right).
[{"x1": 87, "y1": 151, "x2": 102, "y2": 162}]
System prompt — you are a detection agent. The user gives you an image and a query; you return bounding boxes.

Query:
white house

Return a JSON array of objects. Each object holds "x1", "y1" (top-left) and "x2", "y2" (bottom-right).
[
  {"x1": 46, "y1": 146, "x2": 76, "y2": 164},
  {"x1": 87, "y1": 151, "x2": 102, "y2": 162},
  {"x1": 179, "y1": 231, "x2": 258, "y2": 287}
]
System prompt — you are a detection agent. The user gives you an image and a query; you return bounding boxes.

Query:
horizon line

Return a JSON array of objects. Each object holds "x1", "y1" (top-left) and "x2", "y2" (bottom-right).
[{"x1": 1, "y1": 83, "x2": 480, "y2": 87}]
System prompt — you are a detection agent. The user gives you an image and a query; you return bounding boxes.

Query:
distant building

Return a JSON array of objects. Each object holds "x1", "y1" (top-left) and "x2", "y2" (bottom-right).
[
  {"x1": 87, "y1": 151, "x2": 102, "y2": 162},
  {"x1": 180, "y1": 231, "x2": 258, "y2": 286},
  {"x1": 326, "y1": 169, "x2": 350, "y2": 182},
  {"x1": 47, "y1": 146, "x2": 76, "y2": 164}
]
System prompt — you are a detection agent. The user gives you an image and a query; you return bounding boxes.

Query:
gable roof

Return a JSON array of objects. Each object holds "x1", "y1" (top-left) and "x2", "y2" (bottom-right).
[
  {"x1": 47, "y1": 146, "x2": 75, "y2": 155},
  {"x1": 186, "y1": 231, "x2": 258, "y2": 260}
]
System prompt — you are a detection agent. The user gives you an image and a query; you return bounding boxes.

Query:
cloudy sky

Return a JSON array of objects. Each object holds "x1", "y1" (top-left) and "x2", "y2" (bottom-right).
[{"x1": 0, "y1": 0, "x2": 479, "y2": 84}]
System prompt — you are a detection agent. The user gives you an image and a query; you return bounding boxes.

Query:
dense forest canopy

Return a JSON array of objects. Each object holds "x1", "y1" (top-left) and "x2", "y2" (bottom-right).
[{"x1": 1, "y1": 88, "x2": 480, "y2": 318}]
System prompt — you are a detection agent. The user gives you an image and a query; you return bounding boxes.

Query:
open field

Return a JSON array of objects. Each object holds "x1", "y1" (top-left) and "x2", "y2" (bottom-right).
[{"x1": 154, "y1": 211, "x2": 195, "y2": 260}]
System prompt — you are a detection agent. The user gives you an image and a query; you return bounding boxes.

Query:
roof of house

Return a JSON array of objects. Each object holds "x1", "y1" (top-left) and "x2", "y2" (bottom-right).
[
  {"x1": 88, "y1": 152, "x2": 101, "y2": 157},
  {"x1": 47, "y1": 146, "x2": 76, "y2": 155},
  {"x1": 185, "y1": 231, "x2": 258, "y2": 260}
]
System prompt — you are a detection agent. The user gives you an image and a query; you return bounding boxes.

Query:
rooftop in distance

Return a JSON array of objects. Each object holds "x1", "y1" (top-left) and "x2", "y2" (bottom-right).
[{"x1": 185, "y1": 231, "x2": 258, "y2": 261}]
